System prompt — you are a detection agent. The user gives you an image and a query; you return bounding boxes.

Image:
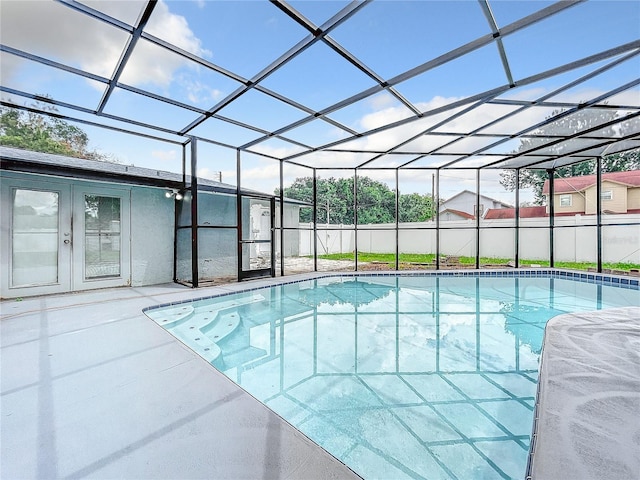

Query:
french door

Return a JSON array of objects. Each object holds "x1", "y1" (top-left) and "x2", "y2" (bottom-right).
[{"x1": 1, "y1": 175, "x2": 130, "y2": 297}]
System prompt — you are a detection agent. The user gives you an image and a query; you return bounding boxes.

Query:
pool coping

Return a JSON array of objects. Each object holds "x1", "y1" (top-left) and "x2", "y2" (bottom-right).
[{"x1": 143, "y1": 268, "x2": 639, "y2": 313}]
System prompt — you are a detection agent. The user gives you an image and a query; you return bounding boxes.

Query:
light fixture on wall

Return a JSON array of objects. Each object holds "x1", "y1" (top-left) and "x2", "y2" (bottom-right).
[{"x1": 165, "y1": 189, "x2": 183, "y2": 200}]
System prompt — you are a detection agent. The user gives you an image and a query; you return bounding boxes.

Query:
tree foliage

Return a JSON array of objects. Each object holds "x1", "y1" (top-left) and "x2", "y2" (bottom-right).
[
  {"x1": 499, "y1": 109, "x2": 640, "y2": 204},
  {"x1": 0, "y1": 103, "x2": 115, "y2": 161},
  {"x1": 279, "y1": 176, "x2": 434, "y2": 224}
]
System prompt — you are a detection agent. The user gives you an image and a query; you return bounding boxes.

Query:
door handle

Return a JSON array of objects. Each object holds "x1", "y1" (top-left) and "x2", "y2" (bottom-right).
[{"x1": 64, "y1": 239, "x2": 71, "y2": 245}]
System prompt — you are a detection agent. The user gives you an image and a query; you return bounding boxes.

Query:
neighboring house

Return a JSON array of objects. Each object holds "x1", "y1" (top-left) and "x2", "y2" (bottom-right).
[
  {"x1": 439, "y1": 208, "x2": 476, "y2": 221},
  {"x1": 439, "y1": 190, "x2": 512, "y2": 219},
  {"x1": 0, "y1": 146, "x2": 299, "y2": 298},
  {"x1": 542, "y1": 170, "x2": 640, "y2": 216},
  {"x1": 483, "y1": 206, "x2": 548, "y2": 219}
]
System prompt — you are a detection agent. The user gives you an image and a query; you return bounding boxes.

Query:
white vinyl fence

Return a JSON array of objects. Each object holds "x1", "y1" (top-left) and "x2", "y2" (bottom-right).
[{"x1": 298, "y1": 214, "x2": 640, "y2": 264}]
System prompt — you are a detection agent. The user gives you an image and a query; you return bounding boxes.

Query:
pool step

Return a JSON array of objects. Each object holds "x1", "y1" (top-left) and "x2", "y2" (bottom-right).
[
  {"x1": 145, "y1": 304, "x2": 194, "y2": 326},
  {"x1": 202, "y1": 310, "x2": 242, "y2": 342},
  {"x1": 171, "y1": 310, "x2": 241, "y2": 365},
  {"x1": 150, "y1": 294, "x2": 265, "y2": 365},
  {"x1": 185, "y1": 336, "x2": 222, "y2": 364}
]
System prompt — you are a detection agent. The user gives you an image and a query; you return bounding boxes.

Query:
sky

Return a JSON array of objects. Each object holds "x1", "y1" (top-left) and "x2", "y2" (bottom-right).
[{"x1": 1, "y1": 0, "x2": 639, "y2": 203}]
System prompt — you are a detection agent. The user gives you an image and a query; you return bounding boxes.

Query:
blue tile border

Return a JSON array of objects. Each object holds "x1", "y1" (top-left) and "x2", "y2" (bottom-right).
[{"x1": 143, "y1": 269, "x2": 639, "y2": 313}]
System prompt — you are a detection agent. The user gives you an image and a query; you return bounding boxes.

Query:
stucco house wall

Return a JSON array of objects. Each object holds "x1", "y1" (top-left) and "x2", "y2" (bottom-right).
[
  {"x1": 628, "y1": 186, "x2": 640, "y2": 210},
  {"x1": 552, "y1": 191, "x2": 586, "y2": 215},
  {"x1": 0, "y1": 170, "x2": 175, "y2": 297},
  {"x1": 130, "y1": 186, "x2": 175, "y2": 286},
  {"x1": 584, "y1": 181, "x2": 628, "y2": 214},
  {"x1": 439, "y1": 190, "x2": 511, "y2": 217}
]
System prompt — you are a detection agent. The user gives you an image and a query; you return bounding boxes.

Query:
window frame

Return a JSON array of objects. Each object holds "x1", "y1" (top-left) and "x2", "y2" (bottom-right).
[{"x1": 559, "y1": 194, "x2": 572, "y2": 207}]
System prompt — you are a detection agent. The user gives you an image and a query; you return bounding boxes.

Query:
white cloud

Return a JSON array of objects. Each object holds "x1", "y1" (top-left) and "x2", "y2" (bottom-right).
[
  {"x1": 239, "y1": 162, "x2": 280, "y2": 181},
  {"x1": 1, "y1": 0, "x2": 126, "y2": 80},
  {"x1": 180, "y1": 76, "x2": 223, "y2": 105},
  {"x1": 120, "y1": 1, "x2": 211, "y2": 89},
  {"x1": 247, "y1": 142, "x2": 306, "y2": 159},
  {"x1": 145, "y1": 1, "x2": 207, "y2": 55},
  {"x1": 198, "y1": 167, "x2": 224, "y2": 182},
  {"x1": 151, "y1": 149, "x2": 178, "y2": 162},
  {"x1": 366, "y1": 91, "x2": 398, "y2": 110},
  {"x1": 1, "y1": 0, "x2": 210, "y2": 96}
]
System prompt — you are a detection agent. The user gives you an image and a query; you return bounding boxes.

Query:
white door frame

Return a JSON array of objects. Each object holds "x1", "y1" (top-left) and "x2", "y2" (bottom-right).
[
  {"x1": 72, "y1": 185, "x2": 131, "y2": 291},
  {"x1": 1, "y1": 173, "x2": 131, "y2": 298}
]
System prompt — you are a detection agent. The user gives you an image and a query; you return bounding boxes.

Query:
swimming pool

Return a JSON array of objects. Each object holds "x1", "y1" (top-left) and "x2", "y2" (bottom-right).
[{"x1": 144, "y1": 271, "x2": 639, "y2": 479}]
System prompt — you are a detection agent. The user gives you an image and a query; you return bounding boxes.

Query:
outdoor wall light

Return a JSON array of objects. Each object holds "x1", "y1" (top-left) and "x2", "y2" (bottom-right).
[{"x1": 165, "y1": 189, "x2": 183, "y2": 200}]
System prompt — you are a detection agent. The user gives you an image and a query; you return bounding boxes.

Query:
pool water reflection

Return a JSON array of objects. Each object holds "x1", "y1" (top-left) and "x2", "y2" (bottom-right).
[{"x1": 147, "y1": 275, "x2": 639, "y2": 479}]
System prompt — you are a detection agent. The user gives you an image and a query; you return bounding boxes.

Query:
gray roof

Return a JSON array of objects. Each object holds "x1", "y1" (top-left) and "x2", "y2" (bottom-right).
[
  {"x1": 0, "y1": 146, "x2": 310, "y2": 205},
  {"x1": 0, "y1": 145, "x2": 231, "y2": 191}
]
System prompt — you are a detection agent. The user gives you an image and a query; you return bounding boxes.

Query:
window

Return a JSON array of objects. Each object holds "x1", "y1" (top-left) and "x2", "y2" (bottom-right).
[
  {"x1": 84, "y1": 195, "x2": 121, "y2": 279},
  {"x1": 559, "y1": 194, "x2": 572, "y2": 207},
  {"x1": 601, "y1": 190, "x2": 613, "y2": 201}
]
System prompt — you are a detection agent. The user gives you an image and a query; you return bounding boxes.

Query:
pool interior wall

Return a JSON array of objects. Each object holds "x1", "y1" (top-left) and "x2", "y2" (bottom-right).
[{"x1": 144, "y1": 270, "x2": 639, "y2": 480}]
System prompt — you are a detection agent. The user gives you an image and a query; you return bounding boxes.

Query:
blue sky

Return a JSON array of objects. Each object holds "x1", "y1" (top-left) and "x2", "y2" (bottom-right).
[{"x1": 1, "y1": 0, "x2": 639, "y2": 202}]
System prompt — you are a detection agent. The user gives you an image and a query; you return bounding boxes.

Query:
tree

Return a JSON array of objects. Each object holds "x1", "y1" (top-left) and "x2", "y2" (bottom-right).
[
  {"x1": 279, "y1": 176, "x2": 434, "y2": 224},
  {"x1": 0, "y1": 102, "x2": 116, "y2": 162},
  {"x1": 398, "y1": 192, "x2": 434, "y2": 222},
  {"x1": 499, "y1": 109, "x2": 640, "y2": 204}
]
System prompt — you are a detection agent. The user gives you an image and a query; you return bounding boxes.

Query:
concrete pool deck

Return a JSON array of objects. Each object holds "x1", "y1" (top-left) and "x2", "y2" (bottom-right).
[
  {"x1": 528, "y1": 306, "x2": 640, "y2": 480},
  {"x1": 3, "y1": 271, "x2": 638, "y2": 479},
  {"x1": 1, "y1": 276, "x2": 361, "y2": 479}
]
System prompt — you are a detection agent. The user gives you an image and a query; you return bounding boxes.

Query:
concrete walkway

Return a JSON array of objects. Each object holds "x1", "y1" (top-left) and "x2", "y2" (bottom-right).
[{"x1": 1, "y1": 279, "x2": 361, "y2": 479}]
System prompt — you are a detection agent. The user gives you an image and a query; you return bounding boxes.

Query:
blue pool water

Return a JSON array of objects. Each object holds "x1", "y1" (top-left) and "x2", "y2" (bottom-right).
[{"x1": 145, "y1": 273, "x2": 639, "y2": 479}]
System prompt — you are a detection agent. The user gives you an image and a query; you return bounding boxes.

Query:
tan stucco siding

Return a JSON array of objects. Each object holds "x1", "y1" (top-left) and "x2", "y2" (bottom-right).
[
  {"x1": 585, "y1": 182, "x2": 628, "y2": 214},
  {"x1": 628, "y1": 186, "x2": 640, "y2": 210},
  {"x1": 554, "y1": 192, "x2": 585, "y2": 214}
]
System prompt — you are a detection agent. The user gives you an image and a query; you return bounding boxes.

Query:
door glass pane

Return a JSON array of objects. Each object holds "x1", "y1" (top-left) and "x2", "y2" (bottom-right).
[
  {"x1": 241, "y1": 197, "x2": 272, "y2": 273},
  {"x1": 84, "y1": 195, "x2": 121, "y2": 279},
  {"x1": 12, "y1": 189, "x2": 59, "y2": 286},
  {"x1": 249, "y1": 198, "x2": 271, "y2": 271}
]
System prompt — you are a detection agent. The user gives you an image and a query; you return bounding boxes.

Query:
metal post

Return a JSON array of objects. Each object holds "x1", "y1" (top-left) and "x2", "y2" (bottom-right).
[
  {"x1": 279, "y1": 160, "x2": 284, "y2": 277},
  {"x1": 435, "y1": 169, "x2": 440, "y2": 270},
  {"x1": 181, "y1": 142, "x2": 187, "y2": 187},
  {"x1": 313, "y1": 169, "x2": 318, "y2": 272},
  {"x1": 515, "y1": 168, "x2": 520, "y2": 268},
  {"x1": 190, "y1": 137, "x2": 199, "y2": 288},
  {"x1": 354, "y1": 170, "x2": 358, "y2": 271},
  {"x1": 173, "y1": 144, "x2": 186, "y2": 282},
  {"x1": 475, "y1": 169, "x2": 481, "y2": 269},
  {"x1": 236, "y1": 149, "x2": 242, "y2": 281},
  {"x1": 395, "y1": 168, "x2": 399, "y2": 270},
  {"x1": 596, "y1": 157, "x2": 603, "y2": 272},
  {"x1": 547, "y1": 168, "x2": 555, "y2": 268},
  {"x1": 271, "y1": 197, "x2": 277, "y2": 278}
]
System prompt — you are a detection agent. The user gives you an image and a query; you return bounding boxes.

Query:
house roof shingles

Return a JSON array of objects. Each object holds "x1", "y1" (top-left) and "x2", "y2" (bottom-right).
[
  {"x1": 441, "y1": 208, "x2": 475, "y2": 220},
  {"x1": 483, "y1": 206, "x2": 548, "y2": 219},
  {"x1": 542, "y1": 170, "x2": 640, "y2": 195}
]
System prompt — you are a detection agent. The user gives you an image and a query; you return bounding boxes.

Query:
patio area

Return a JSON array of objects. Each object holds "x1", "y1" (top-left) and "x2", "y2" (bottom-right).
[
  {"x1": 1, "y1": 1, "x2": 639, "y2": 477},
  {"x1": 0, "y1": 280, "x2": 360, "y2": 479}
]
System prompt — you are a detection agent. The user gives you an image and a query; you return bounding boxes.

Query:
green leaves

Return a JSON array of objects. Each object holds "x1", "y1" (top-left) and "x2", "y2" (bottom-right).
[
  {"x1": 282, "y1": 176, "x2": 434, "y2": 224},
  {"x1": 499, "y1": 108, "x2": 640, "y2": 204},
  {"x1": 0, "y1": 103, "x2": 113, "y2": 161}
]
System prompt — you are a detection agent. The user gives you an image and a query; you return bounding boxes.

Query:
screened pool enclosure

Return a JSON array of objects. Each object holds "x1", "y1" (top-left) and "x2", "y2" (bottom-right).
[{"x1": 1, "y1": 0, "x2": 639, "y2": 287}]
